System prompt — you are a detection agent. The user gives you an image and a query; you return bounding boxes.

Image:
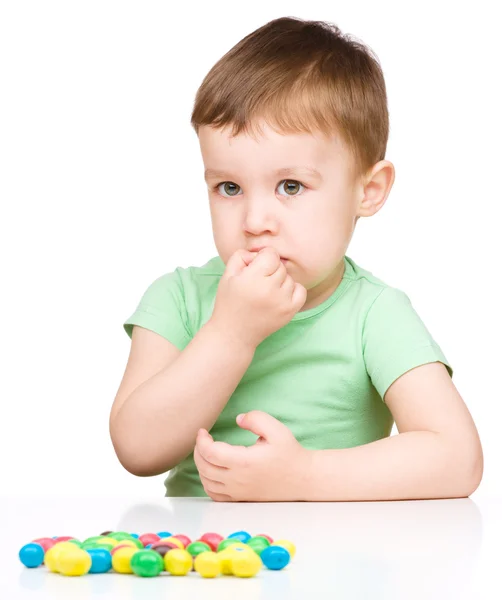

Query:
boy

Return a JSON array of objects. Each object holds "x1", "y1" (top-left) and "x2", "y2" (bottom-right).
[{"x1": 110, "y1": 17, "x2": 483, "y2": 501}]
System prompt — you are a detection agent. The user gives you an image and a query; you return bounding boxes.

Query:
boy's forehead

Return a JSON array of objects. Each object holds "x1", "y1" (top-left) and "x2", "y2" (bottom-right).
[{"x1": 199, "y1": 122, "x2": 344, "y2": 168}]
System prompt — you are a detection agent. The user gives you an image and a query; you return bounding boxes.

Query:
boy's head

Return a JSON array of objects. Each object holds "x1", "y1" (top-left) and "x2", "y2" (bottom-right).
[{"x1": 191, "y1": 17, "x2": 394, "y2": 308}]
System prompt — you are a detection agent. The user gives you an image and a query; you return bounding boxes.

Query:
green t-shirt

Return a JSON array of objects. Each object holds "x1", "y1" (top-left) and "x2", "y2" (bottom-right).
[{"x1": 123, "y1": 255, "x2": 452, "y2": 497}]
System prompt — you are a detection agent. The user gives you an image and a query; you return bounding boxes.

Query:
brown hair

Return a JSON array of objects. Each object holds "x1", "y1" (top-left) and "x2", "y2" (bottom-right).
[{"x1": 190, "y1": 16, "x2": 389, "y2": 182}]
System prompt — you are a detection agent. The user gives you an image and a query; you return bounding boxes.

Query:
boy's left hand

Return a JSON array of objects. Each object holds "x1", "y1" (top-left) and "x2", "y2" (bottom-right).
[{"x1": 194, "y1": 411, "x2": 311, "y2": 502}]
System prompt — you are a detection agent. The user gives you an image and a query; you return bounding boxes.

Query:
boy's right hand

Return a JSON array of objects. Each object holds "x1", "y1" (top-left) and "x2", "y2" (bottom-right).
[{"x1": 209, "y1": 247, "x2": 307, "y2": 350}]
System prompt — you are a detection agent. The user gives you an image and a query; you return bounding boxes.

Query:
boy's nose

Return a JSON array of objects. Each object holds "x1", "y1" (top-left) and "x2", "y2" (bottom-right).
[{"x1": 243, "y1": 199, "x2": 278, "y2": 235}]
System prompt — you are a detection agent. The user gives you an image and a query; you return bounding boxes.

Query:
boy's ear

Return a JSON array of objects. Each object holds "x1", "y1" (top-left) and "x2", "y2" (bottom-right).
[{"x1": 357, "y1": 160, "x2": 395, "y2": 218}]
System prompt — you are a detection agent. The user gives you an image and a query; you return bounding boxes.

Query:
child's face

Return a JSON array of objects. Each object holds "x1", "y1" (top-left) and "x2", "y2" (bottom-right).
[{"x1": 199, "y1": 121, "x2": 365, "y2": 308}]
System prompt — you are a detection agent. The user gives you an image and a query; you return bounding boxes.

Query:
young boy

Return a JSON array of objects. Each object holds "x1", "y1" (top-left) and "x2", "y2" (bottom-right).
[{"x1": 110, "y1": 17, "x2": 483, "y2": 501}]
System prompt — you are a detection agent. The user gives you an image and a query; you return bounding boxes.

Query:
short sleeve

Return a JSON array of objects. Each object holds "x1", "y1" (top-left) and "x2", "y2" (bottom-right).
[
  {"x1": 123, "y1": 269, "x2": 192, "y2": 351},
  {"x1": 362, "y1": 287, "x2": 453, "y2": 401}
]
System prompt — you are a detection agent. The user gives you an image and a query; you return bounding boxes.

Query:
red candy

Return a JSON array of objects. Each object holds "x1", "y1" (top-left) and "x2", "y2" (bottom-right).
[
  {"x1": 198, "y1": 532, "x2": 224, "y2": 552},
  {"x1": 256, "y1": 534, "x2": 274, "y2": 544},
  {"x1": 171, "y1": 534, "x2": 191, "y2": 548},
  {"x1": 53, "y1": 536, "x2": 75, "y2": 543},
  {"x1": 139, "y1": 533, "x2": 161, "y2": 546},
  {"x1": 32, "y1": 537, "x2": 56, "y2": 552},
  {"x1": 111, "y1": 543, "x2": 135, "y2": 555}
]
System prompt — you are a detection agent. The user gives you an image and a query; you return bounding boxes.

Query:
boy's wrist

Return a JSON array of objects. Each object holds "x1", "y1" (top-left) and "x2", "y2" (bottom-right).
[{"x1": 204, "y1": 318, "x2": 258, "y2": 356}]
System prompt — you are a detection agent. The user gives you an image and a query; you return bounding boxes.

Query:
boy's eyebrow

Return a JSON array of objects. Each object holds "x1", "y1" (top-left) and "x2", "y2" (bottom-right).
[{"x1": 204, "y1": 166, "x2": 323, "y2": 182}]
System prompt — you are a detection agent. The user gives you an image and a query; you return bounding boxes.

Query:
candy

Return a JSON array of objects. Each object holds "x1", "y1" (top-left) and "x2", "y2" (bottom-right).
[
  {"x1": 130, "y1": 549, "x2": 164, "y2": 577},
  {"x1": 160, "y1": 536, "x2": 184, "y2": 549},
  {"x1": 186, "y1": 541, "x2": 212, "y2": 557},
  {"x1": 217, "y1": 538, "x2": 244, "y2": 552},
  {"x1": 112, "y1": 546, "x2": 139, "y2": 574},
  {"x1": 256, "y1": 533, "x2": 274, "y2": 544},
  {"x1": 156, "y1": 531, "x2": 172, "y2": 538},
  {"x1": 19, "y1": 528, "x2": 295, "y2": 579},
  {"x1": 260, "y1": 545, "x2": 290, "y2": 570},
  {"x1": 227, "y1": 530, "x2": 252, "y2": 543},
  {"x1": 87, "y1": 548, "x2": 112, "y2": 574},
  {"x1": 58, "y1": 547, "x2": 92, "y2": 576},
  {"x1": 139, "y1": 533, "x2": 160, "y2": 547},
  {"x1": 172, "y1": 534, "x2": 191, "y2": 548},
  {"x1": 164, "y1": 548, "x2": 192, "y2": 575},
  {"x1": 271, "y1": 539, "x2": 296, "y2": 558},
  {"x1": 19, "y1": 543, "x2": 44, "y2": 568},
  {"x1": 246, "y1": 536, "x2": 270, "y2": 555},
  {"x1": 44, "y1": 542, "x2": 79, "y2": 573},
  {"x1": 194, "y1": 551, "x2": 221, "y2": 578},
  {"x1": 198, "y1": 532, "x2": 224, "y2": 551},
  {"x1": 231, "y1": 548, "x2": 262, "y2": 577},
  {"x1": 32, "y1": 537, "x2": 56, "y2": 553}
]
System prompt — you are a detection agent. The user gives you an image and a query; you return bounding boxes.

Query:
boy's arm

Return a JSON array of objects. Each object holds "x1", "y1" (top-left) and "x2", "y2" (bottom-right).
[
  {"x1": 110, "y1": 320, "x2": 255, "y2": 477},
  {"x1": 305, "y1": 362, "x2": 484, "y2": 501}
]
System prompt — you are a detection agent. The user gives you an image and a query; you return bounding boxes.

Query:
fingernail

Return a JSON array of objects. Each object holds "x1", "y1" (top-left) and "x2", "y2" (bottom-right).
[{"x1": 236, "y1": 413, "x2": 245, "y2": 424}]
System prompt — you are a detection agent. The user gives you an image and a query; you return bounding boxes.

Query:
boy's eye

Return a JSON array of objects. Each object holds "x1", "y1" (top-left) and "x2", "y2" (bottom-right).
[{"x1": 215, "y1": 180, "x2": 305, "y2": 198}]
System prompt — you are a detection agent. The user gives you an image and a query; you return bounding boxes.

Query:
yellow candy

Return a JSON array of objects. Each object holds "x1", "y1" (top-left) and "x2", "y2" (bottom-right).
[
  {"x1": 58, "y1": 547, "x2": 92, "y2": 576},
  {"x1": 272, "y1": 539, "x2": 296, "y2": 559},
  {"x1": 194, "y1": 551, "x2": 221, "y2": 578},
  {"x1": 112, "y1": 547, "x2": 139, "y2": 574},
  {"x1": 44, "y1": 542, "x2": 79, "y2": 573},
  {"x1": 217, "y1": 548, "x2": 234, "y2": 575},
  {"x1": 161, "y1": 536, "x2": 184, "y2": 549},
  {"x1": 164, "y1": 549, "x2": 192, "y2": 575},
  {"x1": 218, "y1": 546, "x2": 254, "y2": 575},
  {"x1": 231, "y1": 549, "x2": 262, "y2": 578}
]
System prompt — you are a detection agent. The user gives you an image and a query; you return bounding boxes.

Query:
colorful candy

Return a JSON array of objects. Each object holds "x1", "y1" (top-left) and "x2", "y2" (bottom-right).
[
  {"x1": 19, "y1": 543, "x2": 45, "y2": 568},
  {"x1": 194, "y1": 551, "x2": 222, "y2": 578},
  {"x1": 18, "y1": 528, "x2": 294, "y2": 578},
  {"x1": 131, "y1": 549, "x2": 164, "y2": 577},
  {"x1": 164, "y1": 548, "x2": 192, "y2": 575},
  {"x1": 57, "y1": 547, "x2": 92, "y2": 576},
  {"x1": 260, "y1": 545, "x2": 290, "y2": 570}
]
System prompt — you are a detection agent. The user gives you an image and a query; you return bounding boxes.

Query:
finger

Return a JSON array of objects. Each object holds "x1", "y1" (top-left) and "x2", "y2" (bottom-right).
[
  {"x1": 292, "y1": 282, "x2": 308, "y2": 310},
  {"x1": 225, "y1": 249, "x2": 258, "y2": 277},
  {"x1": 199, "y1": 473, "x2": 227, "y2": 492},
  {"x1": 196, "y1": 431, "x2": 248, "y2": 468},
  {"x1": 280, "y1": 274, "x2": 295, "y2": 296},
  {"x1": 247, "y1": 247, "x2": 281, "y2": 277},
  {"x1": 207, "y1": 490, "x2": 234, "y2": 502},
  {"x1": 194, "y1": 444, "x2": 228, "y2": 482},
  {"x1": 268, "y1": 261, "x2": 288, "y2": 286},
  {"x1": 236, "y1": 410, "x2": 295, "y2": 443}
]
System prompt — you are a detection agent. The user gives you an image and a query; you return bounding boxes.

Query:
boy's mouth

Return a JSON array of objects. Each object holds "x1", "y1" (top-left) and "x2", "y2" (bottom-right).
[{"x1": 249, "y1": 246, "x2": 288, "y2": 261}]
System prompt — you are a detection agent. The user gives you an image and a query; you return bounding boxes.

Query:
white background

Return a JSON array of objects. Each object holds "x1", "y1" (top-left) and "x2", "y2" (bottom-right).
[{"x1": 1, "y1": 1, "x2": 500, "y2": 499}]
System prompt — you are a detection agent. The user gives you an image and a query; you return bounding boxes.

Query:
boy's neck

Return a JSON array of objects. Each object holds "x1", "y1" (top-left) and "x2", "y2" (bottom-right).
[{"x1": 299, "y1": 258, "x2": 346, "y2": 312}]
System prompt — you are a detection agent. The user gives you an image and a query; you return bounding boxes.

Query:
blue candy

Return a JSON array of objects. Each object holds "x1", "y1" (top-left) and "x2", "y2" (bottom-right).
[
  {"x1": 227, "y1": 530, "x2": 251, "y2": 543},
  {"x1": 156, "y1": 531, "x2": 172, "y2": 538},
  {"x1": 19, "y1": 543, "x2": 45, "y2": 568},
  {"x1": 260, "y1": 545, "x2": 290, "y2": 570},
  {"x1": 87, "y1": 548, "x2": 112, "y2": 574}
]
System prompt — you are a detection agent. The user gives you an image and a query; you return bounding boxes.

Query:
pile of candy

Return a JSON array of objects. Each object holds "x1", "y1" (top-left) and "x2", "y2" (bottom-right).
[{"x1": 18, "y1": 529, "x2": 295, "y2": 578}]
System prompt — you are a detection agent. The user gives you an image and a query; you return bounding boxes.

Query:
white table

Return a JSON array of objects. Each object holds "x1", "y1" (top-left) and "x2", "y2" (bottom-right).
[{"x1": 3, "y1": 495, "x2": 500, "y2": 599}]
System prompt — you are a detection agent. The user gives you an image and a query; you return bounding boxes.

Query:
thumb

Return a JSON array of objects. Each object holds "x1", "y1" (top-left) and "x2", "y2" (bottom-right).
[
  {"x1": 236, "y1": 410, "x2": 294, "y2": 443},
  {"x1": 224, "y1": 249, "x2": 258, "y2": 277}
]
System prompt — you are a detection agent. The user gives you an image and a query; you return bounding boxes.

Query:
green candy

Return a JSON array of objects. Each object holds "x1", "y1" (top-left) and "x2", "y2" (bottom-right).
[
  {"x1": 246, "y1": 536, "x2": 270, "y2": 555},
  {"x1": 217, "y1": 538, "x2": 242, "y2": 552},
  {"x1": 186, "y1": 541, "x2": 211, "y2": 557},
  {"x1": 67, "y1": 539, "x2": 83, "y2": 548},
  {"x1": 83, "y1": 536, "x2": 106, "y2": 545},
  {"x1": 108, "y1": 531, "x2": 135, "y2": 541},
  {"x1": 130, "y1": 550, "x2": 164, "y2": 577}
]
